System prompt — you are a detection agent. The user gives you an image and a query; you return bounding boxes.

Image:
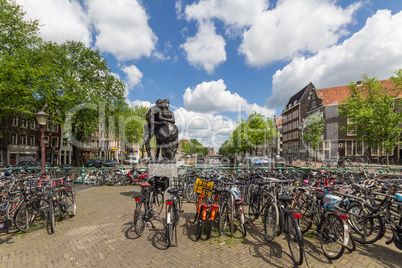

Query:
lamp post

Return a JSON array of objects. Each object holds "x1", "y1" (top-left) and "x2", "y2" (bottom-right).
[{"x1": 35, "y1": 111, "x2": 49, "y2": 172}]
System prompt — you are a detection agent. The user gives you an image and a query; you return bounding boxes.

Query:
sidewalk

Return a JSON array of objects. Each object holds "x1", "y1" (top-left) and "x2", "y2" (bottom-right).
[{"x1": 0, "y1": 185, "x2": 400, "y2": 267}]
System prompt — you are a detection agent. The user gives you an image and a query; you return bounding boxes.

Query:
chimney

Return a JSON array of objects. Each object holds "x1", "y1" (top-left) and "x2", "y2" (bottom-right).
[{"x1": 356, "y1": 81, "x2": 362, "y2": 86}]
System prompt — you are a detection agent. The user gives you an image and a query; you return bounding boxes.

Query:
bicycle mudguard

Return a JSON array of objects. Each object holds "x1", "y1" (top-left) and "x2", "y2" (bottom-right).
[{"x1": 343, "y1": 223, "x2": 350, "y2": 246}]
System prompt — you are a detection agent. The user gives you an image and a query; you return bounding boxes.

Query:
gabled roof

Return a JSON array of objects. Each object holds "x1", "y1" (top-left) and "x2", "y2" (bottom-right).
[
  {"x1": 316, "y1": 79, "x2": 400, "y2": 106},
  {"x1": 282, "y1": 82, "x2": 315, "y2": 113},
  {"x1": 276, "y1": 116, "x2": 282, "y2": 128}
]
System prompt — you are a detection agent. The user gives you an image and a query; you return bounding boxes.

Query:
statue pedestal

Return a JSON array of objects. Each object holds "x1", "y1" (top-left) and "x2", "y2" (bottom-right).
[{"x1": 147, "y1": 162, "x2": 178, "y2": 178}]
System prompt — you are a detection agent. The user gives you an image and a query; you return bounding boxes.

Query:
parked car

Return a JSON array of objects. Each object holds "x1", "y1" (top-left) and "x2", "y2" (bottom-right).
[
  {"x1": 83, "y1": 159, "x2": 103, "y2": 168},
  {"x1": 125, "y1": 155, "x2": 139, "y2": 165},
  {"x1": 244, "y1": 156, "x2": 272, "y2": 167},
  {"x1": 102, "y1": 160, "x2": 118, "y2": 167}
]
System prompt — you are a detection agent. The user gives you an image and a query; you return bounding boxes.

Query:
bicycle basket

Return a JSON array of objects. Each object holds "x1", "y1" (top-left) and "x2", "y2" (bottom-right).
[
  {"x1": 229, "y1": 186, "x2": 242, "y2": 201},
  {"x1": 194, "y1": 178, "x2": 213, "y2": 196},
  {"x1": 323, "y1": 195, "x2": 342, "y2": 208},
  {"x1": 151, "y1": 176, "x2": 169, "y2": 191}
]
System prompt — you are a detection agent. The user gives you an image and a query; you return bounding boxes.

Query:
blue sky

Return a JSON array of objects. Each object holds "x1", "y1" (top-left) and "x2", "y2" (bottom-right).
[{"x1": 16, "y1": 0, "x2": 402, "y2": 149}]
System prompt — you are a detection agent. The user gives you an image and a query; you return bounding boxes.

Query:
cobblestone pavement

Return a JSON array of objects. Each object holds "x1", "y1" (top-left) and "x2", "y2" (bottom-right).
[{"x1": 0, "y1": 185, "x2": 400, "y2": 268}]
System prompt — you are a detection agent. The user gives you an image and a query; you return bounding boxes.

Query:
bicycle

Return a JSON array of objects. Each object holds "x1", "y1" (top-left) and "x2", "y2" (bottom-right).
[
  {"x1": 133, "y1": 176, "x2": 168, "y2": 236},
  {"x1": 165, "y1": 187, "x2": 183, "y2": 246},
  {"x1": 263, "y1": 182, "x2": 305, "y2": 266}
]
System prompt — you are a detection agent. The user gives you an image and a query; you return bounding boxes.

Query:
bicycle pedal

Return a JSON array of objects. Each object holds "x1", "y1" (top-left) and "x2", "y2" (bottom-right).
[
  {"x1": 189, "y1": 221, "x2": 195, "y2": 225},
  {"x1": 178, "y1": 209, "x2": 184, "y2": 213}
]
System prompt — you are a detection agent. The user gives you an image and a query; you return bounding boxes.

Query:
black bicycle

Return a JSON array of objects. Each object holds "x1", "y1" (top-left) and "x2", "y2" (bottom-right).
[
  {"x1": 134, "y1": 176, "x2": 168, "y2": 236},
  {"x1": 165, "y1": 187, "x2": 182, "y2": 246}
]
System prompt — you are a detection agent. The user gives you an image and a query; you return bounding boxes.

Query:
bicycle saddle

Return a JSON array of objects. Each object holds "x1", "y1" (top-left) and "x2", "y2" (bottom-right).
[
  {"x1": 279, "y1": 195, "x2": 294, "y2": 202},
  {"x1": 167, "y1": 188, "x2": 179, "y2": 195},
  {"x1": 139, "y1": 181, "x2": 151, "y2": 187}
]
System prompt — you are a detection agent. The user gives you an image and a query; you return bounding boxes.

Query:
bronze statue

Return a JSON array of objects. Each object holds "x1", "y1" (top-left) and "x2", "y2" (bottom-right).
[{"x1": 144, "y1": 99, "x2": 178, "y2": 161}]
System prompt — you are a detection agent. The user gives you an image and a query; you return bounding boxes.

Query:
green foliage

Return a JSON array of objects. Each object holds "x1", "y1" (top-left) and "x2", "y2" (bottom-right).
[
  {"x1": 219, "y1": 112, "x2": 278, "y2": 155},
  {"x1": 179, "y1": 138, "x2": 209, "y2": 155},
  {"x1": 301, "y1": 113, "x2": 324, "y2": 151},
  {"x1": 339, "y1": 72, "x2": 402, "y2": 167}
]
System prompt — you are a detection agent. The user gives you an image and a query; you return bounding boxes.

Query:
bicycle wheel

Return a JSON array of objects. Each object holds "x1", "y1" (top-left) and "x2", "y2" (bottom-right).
[
  {"x1": 263, "y1": 202, "x2": 279, "y2": 242},
  {"x1": 112, "y1": 174, "x2": 126, "y2": 186},
  {"x1": 185, "y1": 184, "x2": 196, "y2": 203},
  {"x1": 195, "y1": 207, "x2": 204, "y2": 241},
  {"x1": 14, "y1": 201, "x2": 47, "y2": 232},
  {"x1": 320, "y1": 214, "x2": 345, "y2": 260},
  {"x1": 345, "y1": 232, "x2": 356, "y2": 252},
  {"x1": 298, "y1": 198, "x2": 313, "y2": 233},
  {"x1": 151, "y1": 191, "x2": 164, "y2": 217},
  {"x1": 218, "y1": 202, "x2": 232, "y2": 237},
  {"x1": 248, "y1": 194, "x2": 259, "y2": 222},
  {"x1": 48, "y1": 198, "x2": 55, "y2": 234},
  {"x1": 94, "y1": 176, "x2": 101, "y2": 187},
  {"x1": 346, "y1": 202, "x2": 384, "y2": 244},
  {"x1": 63, "y1": 193, "x2": 76, "y2": 217},
  {"x1": 134, "y1": 201, "x2": 147, "y2": 236},
  {"x1": 166, "y1": 204, "x2": 175, "y2": 246},
  {"x1": 286, "y1": 212, "x2": 304, "y2": 266},
  {"x1": 234, "y1": 204, "x2": 247, "y2": 237}
]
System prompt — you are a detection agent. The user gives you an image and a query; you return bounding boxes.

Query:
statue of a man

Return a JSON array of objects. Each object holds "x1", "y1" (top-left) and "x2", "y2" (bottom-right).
[{"x1": 144, "y1": 99, "x2": 163, "y2": 159}]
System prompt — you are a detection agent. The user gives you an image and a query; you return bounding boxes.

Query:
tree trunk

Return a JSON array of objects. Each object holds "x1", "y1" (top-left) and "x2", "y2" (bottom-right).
[{"x1": 72, "y1": 144, "x2": 80, "y2": 167}]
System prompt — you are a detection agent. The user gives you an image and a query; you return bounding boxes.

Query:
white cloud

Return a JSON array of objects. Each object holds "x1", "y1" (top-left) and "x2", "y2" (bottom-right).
[
  {"x1": 174, "y1": 107, "x2": 237, "y2": 149},
  {"x1": 266, "y1": 9, "x2": 402, "y2": 110},
  {"x1": 180, "y1": 21, "x2": 226, "y2": 73},
  {"x1": 86, "y1": 0, "x2": 157, "y2": 61},
  {"x1": 183, "y1": 79, "x2": 274, "y2": 116},
  {"x1": 16, "y1": 0, "x2": 91, "y2": 46},
  {"x1": 130, "y1": 100, "x2": 152, "y2": 108},
  {"x1": 239, "y1": 0, "x2": 361, "y2": 66},
  {"x1": 121, "y1": 65, "x2": 143, "y2": 89},
  {"x1": 184, "y1": 0, "x2": 267, "y2": 29}
]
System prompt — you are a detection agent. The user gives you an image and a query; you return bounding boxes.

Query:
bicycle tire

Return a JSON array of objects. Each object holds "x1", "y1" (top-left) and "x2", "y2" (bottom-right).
[
  {"x1": 219, "y1": 202, "x2": 232, "y2": 237},
  {"x1": 320, "y1": 214, "x2": 345, "y2": 260},
  {"x1": 345, "y1": 232, "x2": 356, "y2": 252},
  {"x1": 151, "y1": 191, "x2": 164, "y2": 218},
  {"x1": 48, "y1": 198, "x2": 55, "y2": 234},
  {"x1": 286, "y1": 212, "x2": 304, "y2": 266},
  {"x1": 263, "y1": 202, "x2": 279, "y2": 242},
  {"x1": 234, "y1": 205, "x2": 247, "y2": 237},
  {"x1": 248, "y1": 194, "x2": 259, "y2": 222},
  {"x1": 185, "y1": 184, "x2": 196, "y2": 203},
  {"x1": 112, "y1": 174, "x2": 126, "y2": 186},
  {"x1": 346, "y1": 202, "x2": 384, "y2": 244},
  {"x1": 195, "y1": 207, "x2": 204, "y2": 241},
  {"x1": 166, "y1": 205, "x2": 175, "y2": 246},
  {"x1": 63, "y1": 193, "x2": 76, "y2": 217},
  {"x1": 299, "y1": 197, "x2": 313, "y2": 233},
  {"x1": 14, "y1": 201, "x2": 47, "y2": 232},
  {"x1": 134, "y1": 201, "x2": 147, "y2": 236}
]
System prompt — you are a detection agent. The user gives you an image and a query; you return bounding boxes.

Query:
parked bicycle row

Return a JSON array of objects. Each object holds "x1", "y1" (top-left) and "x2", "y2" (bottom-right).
[
  {"x1": 0, "y1": 170, "x2": 76, "y2": 235},
  {"x1": 132, "y1": 168, "x2": 402, "y2": 266}
]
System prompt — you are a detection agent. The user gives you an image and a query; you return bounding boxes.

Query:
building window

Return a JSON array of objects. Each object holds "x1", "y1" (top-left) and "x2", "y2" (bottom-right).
[
  {"x1": 11, "y1": 117, "x2": 18, "y2": 127},
  {"x1": 20, "y1": 134, "x2": 27, "y2": 145},
  {"x1": 53, "y1": 123, "x2": 58, "y2": 132},
  {"x1": 44, "y1": 136, "x2": 49, "y2": 147},
  {"x1": 312, "y1": 101, "x2": 316, "y2": 108},
  {"x1": 21, "y1": 118, "x2": 28, "y2": 128},
  {"x1": 47, "y1": 121, "x2": 53, "y2": 132},
  {"x1": 63, "y1": 138, "x2": 69, "y2": 147},
  {"x1": 356, "y1": 140, "x2": 363, "y2": 155},
  {"x1": 51, "y1": 137, "x2": 58, "y2": 147},
  {"x1": 30, "y1": 120, "x2": 35, "y2": 129},
  {"x1": 30, "y1": 135, "x2": 35, "y2": 146},
  {"x1": 346, "y1": 140, "x2": 353, "y2": 156},
  {"x1": 347, "y1": 117, "x2": 356, "y2": 136},
  {"x1": 11, "y1": 133, "x2": 17, "y2": 144}
]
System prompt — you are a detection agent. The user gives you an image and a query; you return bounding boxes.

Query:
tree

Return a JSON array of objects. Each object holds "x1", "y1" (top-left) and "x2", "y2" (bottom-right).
[
  {"x1": 0, "y1": 0, "x2": 44, "y2": 128},
  {"x1": 301, "y1": 113, "x2": 324, "y2": 165},
  {"x1": 339, "y1": 73, "x2": 402, "y2": 167}
]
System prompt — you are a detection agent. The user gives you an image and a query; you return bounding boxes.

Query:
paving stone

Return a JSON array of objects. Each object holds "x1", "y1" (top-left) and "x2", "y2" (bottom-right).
[{"x1": 1, "y1": 185, "x2": 401, "y2": 267}]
